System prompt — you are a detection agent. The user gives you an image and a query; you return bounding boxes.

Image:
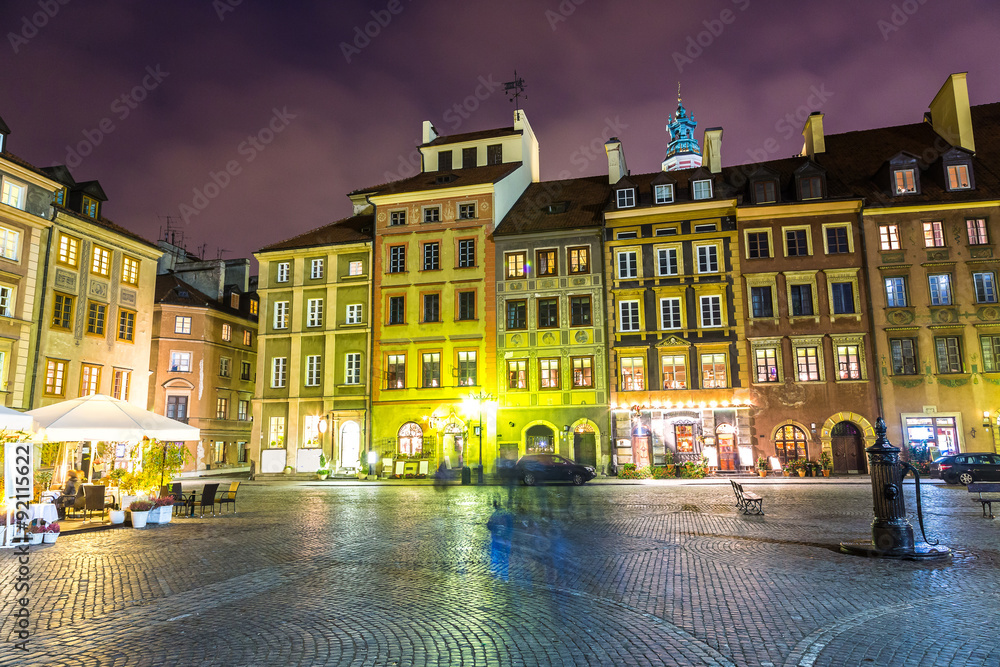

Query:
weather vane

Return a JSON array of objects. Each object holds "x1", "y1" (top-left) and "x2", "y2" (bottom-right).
[{"x1": 505, "y1": 70, "x2": 526, "y2": 111}]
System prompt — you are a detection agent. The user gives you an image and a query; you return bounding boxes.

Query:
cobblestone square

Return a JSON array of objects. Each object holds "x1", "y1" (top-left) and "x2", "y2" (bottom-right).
[{"x1": 2, "y1": 479, "x2": 998, "y2": 666}]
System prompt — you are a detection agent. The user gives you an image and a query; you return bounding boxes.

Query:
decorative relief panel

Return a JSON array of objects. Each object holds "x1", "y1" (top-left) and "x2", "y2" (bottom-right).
[
  {"x1": 88, "y1": 280, "x2": 109, "y2": 300},
  {"x1": 886, "y1": 309, "x2": 915, "y2": 325},
  {"x1": 926, "y1": 249, "x2": 950, "y2": 262},
  {"x1": 54, "y1": 269, "x2": 77, "y2": 291},
  {"x1": 970, "y1": 247, "x2": 994, "y2": 260},
  {"x1": 120, "y1": 289, "x2": 137, "y2": 307},
  {"x1": 880, "y1": 251, "x2": 905, "y2": 264},
  {"x1": 572, "y1": 277, "x2": 587, "y2": 286},
  {"x1": 537, "y1": 279, "x2": 558, "y2": 290},
  {"x1": 930, "y1": 307, "x2": 958, "y2": 324},
  {"x1": 977, "y1": 306, "x2": 1000, "y2": 321},
  {"x1": 540, "y1": 331, "x2": 558, "y2": 346},
  {"x1": 574, "y1": 330, "x2": 589, "y2": 344}
]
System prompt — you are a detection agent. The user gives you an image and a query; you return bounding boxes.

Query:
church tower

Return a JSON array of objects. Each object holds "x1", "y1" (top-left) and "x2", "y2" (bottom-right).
[{"x1": 662, "y1": 85, "x2": 702, "y2": 172}]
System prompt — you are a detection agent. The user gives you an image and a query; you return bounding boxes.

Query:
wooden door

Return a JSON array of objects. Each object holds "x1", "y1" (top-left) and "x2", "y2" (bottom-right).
[{"x1": 574, "y1": 433, "x2": 596, "y2": 467}]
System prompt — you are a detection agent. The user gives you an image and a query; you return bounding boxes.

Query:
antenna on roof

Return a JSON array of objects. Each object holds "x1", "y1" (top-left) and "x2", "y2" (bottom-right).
[
  {"x1": 217, "y1": 248, "x2": 230, "y2": 260},
  {"x1": 504, "y1": 70, "x2": 527, "y2": 111},
  {"x1": 158, "y1": 215, "x2": 185, "y2": 247}
]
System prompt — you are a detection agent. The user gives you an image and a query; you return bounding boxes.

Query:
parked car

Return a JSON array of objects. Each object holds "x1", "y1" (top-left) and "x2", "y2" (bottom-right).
[
  {"x1": 931, "y1": 453, "x2": 1000, "y2": 485},
  {"x1": 512, "y1": 454, "x2": 597, "y2": 486}
]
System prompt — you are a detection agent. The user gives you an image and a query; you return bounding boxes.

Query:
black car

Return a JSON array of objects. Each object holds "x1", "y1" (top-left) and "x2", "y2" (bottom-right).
[
  {"x1": 932, "y1": 453, "x2": 1000, "y2": 485},
  {"x1": 512, "y1": 454, "x2": 597, "y2": 486}
]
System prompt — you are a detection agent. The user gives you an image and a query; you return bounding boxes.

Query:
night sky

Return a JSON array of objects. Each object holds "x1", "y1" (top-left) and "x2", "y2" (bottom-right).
[{"x1": 4, "y1": 0, "x2": 999, "y2": 265}]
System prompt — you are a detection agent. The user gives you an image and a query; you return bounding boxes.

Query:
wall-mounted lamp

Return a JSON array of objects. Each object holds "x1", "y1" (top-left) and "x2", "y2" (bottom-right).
[
  {"x1": 318, "y1": 417, "x2": 328, "y2": 434},
  {"x1": 508, "y1": 422, "x2": 515, "y2": 428},
  {"x1": 563, "y1": 425, "x2": 570, "y2": 433},
  {"x1": 970, "y1": 427, "x2": 977, "y2": 438},
  {"x1": 984, "y1": 411, "x2": 992, "y2": 428}
]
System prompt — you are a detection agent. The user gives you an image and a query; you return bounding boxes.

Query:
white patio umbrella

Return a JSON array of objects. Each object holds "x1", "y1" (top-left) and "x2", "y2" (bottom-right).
[
  {"x1": 27, "y1": 394, "x2": 199, "y2": 442},
  {"x1": 0, "y1": 404, "x2": 35, "y2": 433}
]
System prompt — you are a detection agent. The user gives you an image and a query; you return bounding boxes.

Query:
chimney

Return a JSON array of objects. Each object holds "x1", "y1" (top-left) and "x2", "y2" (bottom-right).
[
  {"x1": 422, "y1": 120, "x2": 438, "y2": 145},
  {"x1": 928, "y1": 72, "x2": 975, "y2": 152},
  {"x1": 604, "y1": 137, "x2": 628, "y2": 185},
  {"x1": 801, "y1": 112, "x2": 826, "y2": 158},
  {"x1": 703, "y1": 128, "x2": 723, "y2": 174}
]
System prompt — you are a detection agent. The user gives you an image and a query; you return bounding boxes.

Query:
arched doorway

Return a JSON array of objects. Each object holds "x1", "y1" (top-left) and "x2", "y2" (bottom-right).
[
  {"x1": 397, "y1": 422, "x2": 423, "y2": 457},
  {"x1": 831, "y1": 421, "x2": 866, "y2": 474},
  {"x1": 774, "y1": 424, "x2": 808, "y2": 466},
  {"x1": 339, "y1": 421, "x2": 360, "y2": 470},
  {"x1": 632, "y1": 424, "x2": 651, "y2": 467},
  {"x1": 442, "y1": 421, "x2": 465, "y2": 469},
  {"x1": 526, "y1": 425, "x2": 555, "y2": 454},
  {"x1": 572, "y1": 424, "x2": 596, "y2": 467}
]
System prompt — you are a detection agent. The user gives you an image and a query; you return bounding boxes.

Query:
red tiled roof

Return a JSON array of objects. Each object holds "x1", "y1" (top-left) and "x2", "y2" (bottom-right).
[
  {"x1": 257, "y1": 213, "x2": 373, "y2": 253},
  {"x1": 495, "y1": 175, "x2": 611, "y2": 235},
  {"x1": 351, "y1": 163, "x2": 521, "y2": 198}
]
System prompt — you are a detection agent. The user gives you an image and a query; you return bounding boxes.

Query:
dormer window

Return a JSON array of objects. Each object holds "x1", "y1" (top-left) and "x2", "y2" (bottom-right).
[
  {"x1": 0, "y1": 178, "x2": 26, "y2": 210},
  {"x1": 54, "y1": 188, "x2": 66, "y2": 207},
  {"x1": 947, "y1": 164, "x2": 971, "y2": 190},
  {"x1": 894, "y1": 168, "x2": 917, "y2": 195},
  {"x1": 753, "y1": 180, "x2": 777, "y2": 204},
  {"x1": 654, "y1": 184, "x2": 674, "y2": 204},
  {"x1": 617, "y1": 188, "x2": 635, "y2": 208},
  {"x1": 82, "y1": 195, "x2": 99, "y2": 217},
  {"x1": 438, "y1": 150, "x2": 452, "y2": 171},
  {"x1": 800, "y1": 175, "x2": 823, "y2": 200},
  {"x1": 692, "y1": 179, "x2": 712, "y2": 200}
]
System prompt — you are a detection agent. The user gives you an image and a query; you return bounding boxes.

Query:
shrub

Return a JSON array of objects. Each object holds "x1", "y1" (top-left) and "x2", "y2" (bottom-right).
[
  {"x1": 128, "y1": 500, "x2": 154, "y2": 512},
  {"x1": 651, "y1": 465, "x2": 675, "y2": 479},
  {"x1": 680, "y1": 456, "x2": 709, "y2": 479}
]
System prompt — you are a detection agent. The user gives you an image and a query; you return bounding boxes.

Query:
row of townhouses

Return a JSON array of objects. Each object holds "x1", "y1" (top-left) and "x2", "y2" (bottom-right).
[{"x1": 252, "y1": 73, "x2": 1000, "y2": 478}]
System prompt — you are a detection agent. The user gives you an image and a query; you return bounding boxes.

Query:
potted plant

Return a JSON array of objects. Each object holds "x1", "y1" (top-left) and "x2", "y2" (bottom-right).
[
  {"x1": 43, "y1": 522, "x2": 60, "y2": 544},
  {"x1": 820, "y1": 451, "x2": 833, "y2": 477},
  {"x1": 282, "y1": 465, "x2": 294, "y2": 475},
  {"x1": 756, "y1": 456, "x2": 769, "y2": 478},
  {"x1": 795, "y1": 459, "x2": 807, "y2": 477},
  {"x1": 129, "y1": 500, "x2": 154, "y2": 528},
  {"x1": 109, "y1": 506, "x2": 126, "y2": 525},
  {"x1": 148, "y1": 496, "x2": 174, "y2": 524},
  {"x1": 26, "y1": 520, "x2": 45, "y2": 545},
  {"x1": 315, "y1": 454, "x2": 331, "y2": 481},
  {"x1": 357, "y1": 460, "x2": 367, "y2": 480}
]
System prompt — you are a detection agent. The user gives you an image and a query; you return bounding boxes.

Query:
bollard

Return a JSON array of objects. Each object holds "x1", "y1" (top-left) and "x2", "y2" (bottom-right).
[{"x1": 841, "y1": 418, "x2": 950, "y2": 560}]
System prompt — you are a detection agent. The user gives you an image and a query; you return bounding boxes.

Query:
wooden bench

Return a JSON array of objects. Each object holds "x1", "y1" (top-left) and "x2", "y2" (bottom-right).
[
  {"x1": 731, "y1": 479, "x2": 764, "y2": 515},
  {"x1": 968, "y1": 482, "x2": 1000, "y2": 518}
]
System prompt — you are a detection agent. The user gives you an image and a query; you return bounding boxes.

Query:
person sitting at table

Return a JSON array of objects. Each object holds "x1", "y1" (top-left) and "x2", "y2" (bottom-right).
[{"x1": 55, "y1": 469, "x2": 83, "y2": 519}]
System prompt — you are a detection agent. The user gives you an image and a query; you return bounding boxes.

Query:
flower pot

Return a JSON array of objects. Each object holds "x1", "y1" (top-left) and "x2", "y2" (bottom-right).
[
  {"x1": 759, "y1": 470, "x2": 768, "y2": 478},
  {"x1": 131, "y1": 510, "x2": 150, "y2": 529},
  {"x1": 783, "y1": 471, "x2": 790, "y2": 476},
  {"x1": 822, "y1": 469, "x2": 831, "y2": 477},
  {"x1": 798, "y1": 470, "x2": 806, "y2": 477},
  {"x1": 43, "y1": 532, "x2": 58, "y2": 544},
  {"x1": 148, "y1": 506, "x2": 172, "y2": 524},
  {"x1": 109, "y1": 509, "x2": 126, "y2": 525},
  {"x1": 29, "y1": 533, "x2": 43, "y2": 545},
  {"x1": 315, "y1": 473, "x2": 328, "y2": 481}
]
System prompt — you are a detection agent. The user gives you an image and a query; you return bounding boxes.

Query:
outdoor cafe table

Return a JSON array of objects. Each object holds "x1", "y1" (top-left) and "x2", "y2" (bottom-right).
[{"x1": 29, "y1": 503, "x2": 58, "y2": 524}]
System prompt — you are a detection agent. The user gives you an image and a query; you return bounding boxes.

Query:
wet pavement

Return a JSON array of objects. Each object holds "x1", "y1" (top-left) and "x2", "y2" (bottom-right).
[{"x1": 2, "y1": 478, "x2": 997, "y2": 666}]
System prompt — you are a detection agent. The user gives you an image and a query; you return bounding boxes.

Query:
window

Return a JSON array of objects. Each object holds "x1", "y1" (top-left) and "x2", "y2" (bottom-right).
[
  {"x1": 349, "y1": 261, "x2": 363, "y2": 276},
  {"x1": 831, "y1": 283, "x2": 856, "y2": 314},
  {"x1": 238, "y1": 400, "x2": 249, "y2": 421},
  {"x1": 305, "y1": 355, "x2": 322, "y2": 386},
  {"x1": 880, "y1": 225, "x2": 900, "y2": 251},
  {"x1": 273, "y1": 301, "x2": 289, "y2": 329},
  {"x1": 216, "y1": 397, "x2": 229, "y2": 419},
  {"x1": 0, "y1": 227, "x2": 18, "y2": 261},
  {"x1": 423, "y1": 207, "x2": 440, "y2": 223},
  {"x1": 345, "y1": 353, "x2": 361, "y2": 385},
  {"x1": 536, "y1": 249, "x2": 557, "y2": 276},
  {"x1": 230, "y1": 292, "x2": 241, "y2": 309},
  {"x1": 694, "y1": 224, "x2": 717, "y2": 234},
  {"x1": 438, "y1": 150, "x2": 452, "y2": 171},
  {"x1": 507, "y1": 359, "x2": 527, "y2": 389},
  {"x1": 170, "y1": 351, "x2": 191, "y2": 373},
  {"x1": 617, "y1": 188, "x2": 635, "y2": 208},
  {"x1": 754, "y1": 180, "x2": 777, "y2": 203},
  {"x1": 795, "y1": 347, "x2": 820, "y2": 381},
  {"x1": 462, "y1": 147, "x2": 477, "y2": 168},
  {"x1": 457, "y1": 291, "x2": 476, "y2": 320},
  {"x1": 506, "y1": 300, "x2": 526, "y2": 329},
  {"x1": 619, "y1": 300, "x2": 640, "y2": 332},
  {"x1": 894, "y1": 168, "x2": 917, "y2": 194},
  {"x1": 789, "y1": 285, "x2": 813, "y2": 316},
  {"x1": 539, "y1": 358, "x2": 559, "y2": 389},
  {"x1": 617, "y1": 250, "x2": 637, "y2": 279},
  {"x1": 696, "y1": 245, "x2": 718, "y2": 273},
  {"x1": 836, "y1": 345, "x2": 861, "y2": 380},
  {"x1": 747, "y1": 232, "x2": 770, "y2": 259},
  {"x1": 222, "y1": 323, "x2": 232, "y2": 341},
  {"x1": 655, "y1": 228, "x2": 677, "y2": 236},
  {"x1": 616, "y1": 231, "x2": 638, "y2": 240},
  {"x1": 885, "y1": 277, "x2": 907, "y2": 307},
  {"x1": 935, "y1": 337, "x2": 962, "y2": 373},
  {"x1": 117, "y1": 309, "x2": 135, "y2": 342},
  {"x1": 0, "y1": 179, "x2": 25, "y2": 209},
  {"x1": 271, "y1": 357, "x2": 287, "y2": 387},
  {"x1": 49, "y1": 294, "x2": 70, "y2": 328},
  {"x1": 390, "y1": 210, "x2": 406, "y2": 226},
  {"x1": 166, "y1": 396, "x2": 189, "y2": 422},
  {"x1": 571, "y1": 357, "x2": 593, "y2": 388},
  {"x1": 249, "y1": 299, "x2": 258, "y2": 316},
  {"x1": 923, "y1": 221, "x2": 945, "y2": 247},
  {"x1": 701, "y1": 353, "x2": 727, "y2": 388},
  {"x1": 968, "y1": 219, "x2": 989, "y2": 245},
  {"x1": 570, "y1": 296, "x2": 591, "y2": 326},
  {"x1": 81, "y1": 196, "x2": 98, "y2": 217},
  {"x1": 459, "y1": 203, "x2": 476, "y2": 219},
  {"x1": 826, "y1": 227, "x2": 849, "y2": 254},
  {"x1": 506, "y1": 252, "x2": 525, "y2": 278},
  {"x1": 389, "y1": 246, "x2": 406, "y2": 273},
  {"x1": 785, "y1": 229, "x2": 809, "y2": 256},
  {"x1": 692, "y1": 179, "x2": 712, "y2": 200},
  {"x1": 310, "y1": 258, "x2": 323, "y2": 280},
  {"x1": 750, "y1": 286, "x2": 773, "y2": 318},
  {"x1": 660, "y1": 298, "x2": 682, "y2": 329},
  {"x1": 346, "y1": 303, "x2": 363, "y2": 324},
  {"x1": 58, "y1": 234, "x2": 79, "y2": 267},
  {"x1": 243, "y1": 330, "x2": 252, "y2": 346},
  {"x1": 755, "y1": 348, "x2": 779, "y2": 383},
  {"x1": 800, "y1": 175, "x2": 823, "y2": 199},
  {"x1": 983, "y1": 336, "x2": 1000, "y2": 372},
  {"x1": 620, "y1": 356, "x2": 645, "y2": 391},
  {"x1": 241, "y1": 361, "x2": 251, "y2": 381},
  {"x1": 388, "y1": 296, "x2": 405, "y2": 324},
  {"x1": 87, "y1": 301, "x2": 106, "y2": 335},
  {"x1": 487, "y1": 144, "x2": 502, "y2": 165},
  {"x1": 385, "y1": 354, "x2": 406, "y2": 389},
  {"x1": 45, "y1": 359, "x2": 66, "y2": 396},
  {"x1": 416, "y1": 293, "x2": 436, "y2": 323},
  {"x1": 656, "y1": 247, "x2": 678, "y2": 275},
  {"x1": 457, "y1": 350, "x2": 477, "y2": 386},
  {"x1": 422, "y1": 242, "x2": 439, "y2": 271},
  {"x1": 219, "y1": 357, "x2": 231, "y2": 377},
  {"x1": 111, "y1": 369, "x2": 130, "y2": 400},
  {"x1": 79, "y1": 363, "x2": 100, "y2": 395},
  {"x1": 0, "y1": 286, "x2": 11, "y2": 317},
  {"x1": 538, "y1": 298, "x2": 558, "y2": 328},
  {"x1": 568, "y1": 247, "x2": 589, "y2": 273},
  {"x1": 422, "y1": 353, "x2": 440, "y2": 387},
  {"x1": 700, "y1": 295, "x2": 722, "y2": 327},
  {"x1": 175, "y1": 316, "x2": 192, "y2": 334},
  {"x1": 974, "y1": 272, "x2": 997, "y2": 303},
  {"x1": 458, "y1": 239, "x2": 475, "y2": 268},
  {"x1": 276, "y1": 262, "x2": 290, "y2": 283},
  {"x1": 267, "y1": 416, "x2": 284, "y2": 447},
  {"x1": 307, "y1": 298, "x2": 323, "y2": 327},
  {"x1": 947, "y1": 164, "x2": 971, "y2": 190},
  {"x1": 91, "y1": 246, "x2": 110, "y2": 276},
  {"x1": 928, "y1": 274, "x2": 952, "y2": 306},
  {"x1": 661, "y1": 355, "x2": 687, "y2": 389},
  {"x1": 654, "y1": 183, "x2": 674, "y2": 204}
]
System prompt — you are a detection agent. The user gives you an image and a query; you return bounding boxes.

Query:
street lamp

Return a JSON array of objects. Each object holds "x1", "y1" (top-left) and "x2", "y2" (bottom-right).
[{"x1": 464, "y1": 392, "x2": 495, "y2": 485}]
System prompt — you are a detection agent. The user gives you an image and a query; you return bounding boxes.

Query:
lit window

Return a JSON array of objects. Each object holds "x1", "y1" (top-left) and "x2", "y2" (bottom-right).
[
  {"x1": 654, "y1": 184, "x2": 674, "y2": 204},
  {"x1": 837, "y1": 345, "x2": 861, "y2": 380},
  {"x1": 539, "y1": 358, "x2": 560, "y2": 389},
  {"x1": 167, "y1": 396, "x2": 189, "y2": 421},
  {"x1": 967, "y1": 219, "x2": 989, "y2": 245},
  {"x1": 661, "y1": 355, "x2": 687, "y2": 389},
  {"x1": 879, "y1": 225, "x2": 900, "y2": 251},
  {"x1": 617, "y1": 188, "x2": 635, "y2": 208},
  {"x1": 216, "y1": 398, "x2": 229, "y2": 420},
  {"x1": 506, "y1": 252, "x2": 525, "y2": 278},
  {"x1": 692, "y1": 179, "x2": 713, "y2": 200},
  {"x1": 935, "y1": 337, "x2": 962, "y2": 374},
  {"x1": 701, "y1": 353, "x2": 727, "y2": 388},
  {"x1": 111, "y1": 369, "x2": 131, "y2": 400},
  {"x1": 349, "y1": 261, "x2": 363, "y2": 276},
  {"x1": 457, "y1": 350, "x2": 477, "y2": 386},
  {"x1": 755, "y1": 348, "x2": 779, "y2": 383},
  {"x1": 175, "y1": 316, "x2": 192, "y2": 334},
  {"x1": 923, "y1": 221, "x2": 945, "y2": 247},
  {"x1": 890, "y1": 339, "x2": 918, "y2": 375},
  {"x1": 222, "y1": 323, "x2": 232, "y2": 341},
  {"x1": 885, "y1": 277, "x2": 907, "y2": 308},
  {"x1": 267, "y1": 417, "x2": 285, "y2": 447},
  {"x1": 0, "y1": 227, "x2": 18, "y2": 261},
  {"x1": 386, "y1": 354, "x2": 405, "y2": 389},
  {"x1": 238, "y1": 400, "x2": 249, "y2": 421},
  {"x1": 122, "y1": 256, "x2": 140, "y2": 285},
  {"x1": 422, "y1": 353, "x2": 440, "y2": 388},
  {"x1": 796, "y1": 347, "x2": 820, "y2": 381},
  {"x1": 572, "y1": 357, "x2": 592, "y2": 388},
  {"x1": 928, "y1": 274, "x2": 952, "y2": 306},
  {"x1": 507, "y1": 359, "x2": 527, "y2": 389},
  {"x1": 0, "y1": 179, "x2": 25, "y2": 209},
  {"x1": 569, "y1": 247, "x2": 589, "y2": 273},
  {"x1": 620, "y1": 357, "x2": 645, "y2": 391},
  {"x1": 58, "y1": 234, "x2": 79, "y2": 267},
  {"x1": 91, "y1": 246, "x2": 110, "y2": 276},
  {"x1": 80, "y1": 364, "x2": 101, "y2": 395},
  {"x1": 894, "y1": 168, "x2": 916, "y2": 194},
  {"x1": 45, "y1": 359, "x2": 67, "y2": 396},
  {"x1": 170, "y1": 351, "x2": 192, "y2": 373},
  {"x1": 536, "y1": 250, "x2": 556, "y2": 276},
  {"x1": 243, "y1": 330, "x2": 251, "y2": 346},
  {"x1": 0, "y1": 286, "x2": 12, "y2": 318},
  {"x1": 947, "y1": 164, "x2": 971, "y2": 190}
]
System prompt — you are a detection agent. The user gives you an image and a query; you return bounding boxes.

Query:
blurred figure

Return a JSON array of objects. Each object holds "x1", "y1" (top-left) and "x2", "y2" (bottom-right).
[
  {"x1": 55, "y1": 469, "x2": 82, "y2": 519},
  {"x1": 486, "y1": 499, "x2": 513, "y2": 581},
  {"x1": 433, "y1": 461, "x2": 455, "y2": 491}
]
